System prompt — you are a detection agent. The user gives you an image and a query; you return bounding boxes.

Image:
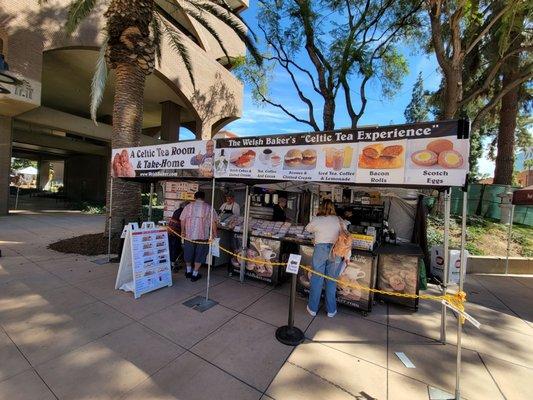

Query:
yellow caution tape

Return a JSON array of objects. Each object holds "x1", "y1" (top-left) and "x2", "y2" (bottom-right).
[{"x1": 166, "y1": 226, "x2": 467, "y2": 320}]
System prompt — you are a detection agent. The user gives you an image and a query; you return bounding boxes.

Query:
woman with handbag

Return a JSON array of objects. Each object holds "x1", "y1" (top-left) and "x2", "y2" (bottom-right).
[{"x1": 305, "y1": 199, "x2": 351, "y2": 318}]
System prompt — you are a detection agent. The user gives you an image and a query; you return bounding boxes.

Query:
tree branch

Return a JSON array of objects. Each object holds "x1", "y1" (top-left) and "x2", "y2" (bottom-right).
[
  {"x1": 464, "y1": 3, "x2": 511, "y2": 56},
  {"x1": 248, "y1": 76, "x2": 320, "y2": 131},
  {"x1": 459, "y1": 45, "x2": 533, "y2": 107},
  {"x1": 471, "y1": 69, "x2": 533, "y2": 132}
]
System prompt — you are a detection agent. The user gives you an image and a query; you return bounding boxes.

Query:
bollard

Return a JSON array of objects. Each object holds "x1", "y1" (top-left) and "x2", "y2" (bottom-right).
[{"x1": 275, "y1": 272, "x2": 305, "y2": 346}]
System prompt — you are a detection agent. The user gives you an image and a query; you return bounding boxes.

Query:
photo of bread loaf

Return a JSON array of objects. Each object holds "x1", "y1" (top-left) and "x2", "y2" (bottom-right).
[
  {"x1": 409, "y1": 138, "x2": 465, "y2": 169},
  {"x1": 358, "y1": 143, "x2": 405, "y2": 169}
]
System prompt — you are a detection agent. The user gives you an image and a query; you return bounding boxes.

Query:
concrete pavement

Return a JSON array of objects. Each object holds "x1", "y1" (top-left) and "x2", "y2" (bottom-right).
[{"x1": 0, "y1": 212, "x2": 531, "y2": 399}]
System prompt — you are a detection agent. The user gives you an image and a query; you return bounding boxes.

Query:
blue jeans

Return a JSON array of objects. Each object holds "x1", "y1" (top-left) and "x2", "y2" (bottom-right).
[{"x1": 308, "y1": 243, "x2": 343, "y2": 314}]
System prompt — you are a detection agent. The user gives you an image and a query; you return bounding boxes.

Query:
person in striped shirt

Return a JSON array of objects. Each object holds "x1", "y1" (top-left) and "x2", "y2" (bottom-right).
[{"x1": 179, "y1": 191, "x2": 218, "y2": 281}]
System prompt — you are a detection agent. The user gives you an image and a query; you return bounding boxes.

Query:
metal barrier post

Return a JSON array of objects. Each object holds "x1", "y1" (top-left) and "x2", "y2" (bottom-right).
[
  {"x1": 240, "y1": 186, "x2": 251, "y2": 283},
  {"x1": 275, "y1": 272, "x2": 305, "y2": 346},
  {"x1": 455, "y1": 185, "x2": 468, "y2": 399},
  {"x1": 440, "y1": 188, "x2": 451, "y2": 344},
  {"x1": 107, "y1": 177, "x2": 113, "y2": 262},
  {"x1": 205, "y1": 178, "x2": 216, "y2": 302},
  {"x1": 505, "y1": 204, "x2": 514, "y2": 275},
  {"x1": 148, "y1": 182, "x2": 154, "y2": 221}
]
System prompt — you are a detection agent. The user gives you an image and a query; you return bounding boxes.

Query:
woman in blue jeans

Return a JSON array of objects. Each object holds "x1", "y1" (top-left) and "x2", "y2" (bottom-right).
[{"x1": 305, "y1": 199, "x2": 346, "y2": 318}]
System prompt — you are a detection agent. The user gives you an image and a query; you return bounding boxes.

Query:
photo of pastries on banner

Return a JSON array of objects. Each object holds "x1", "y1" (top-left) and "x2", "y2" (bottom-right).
[
  {"x1": 283, "y1": 148, "x2": 317, "y2": 170},
  {"x1": 323, "y1": 146, "x2": 354, "y2": 171},
  {"x1": 230, "y1": 149, "x2": 256, "y2": 168},
  {"x1": 377, "y1": 254, "x2": 418, "y2": 295},
  {"x1": 358, "y1": 142, "x2": 405, "y2": 169},
  {"x1": 408, "y1": 138, "x2": 466, "y2": 169}
]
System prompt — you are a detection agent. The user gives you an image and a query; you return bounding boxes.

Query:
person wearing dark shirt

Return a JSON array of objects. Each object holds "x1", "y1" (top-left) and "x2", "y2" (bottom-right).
[
  {"x1": 168, "y1": 202, "x2": 188, "y2": 270},
  {"x1": 272, "y1": 197, "x2": 289, "y2": 222}
]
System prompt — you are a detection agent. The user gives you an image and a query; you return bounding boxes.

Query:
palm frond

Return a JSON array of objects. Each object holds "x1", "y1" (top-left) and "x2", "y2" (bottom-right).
[
  {"x1": 207, "y1": 0, "x2": 258, "y2": 41},
  {"x1": 157, "y1": 14, "x2": 196, "y2": 87},
  {"x1": 187, "y1": 0, "x2": 262, "y2": 65},
  {"x1": 185, "y1": 7, "x2": 231, "y2": 63},
  {"x1": 65, "y1": 0, "x2": 98, "y2": 35},
  {"x1": 150, "y1": 16, "x2": 163, "y2": 67},
  {"x1": 90, "y1": 38, "x2": 108, "y2": 124}
]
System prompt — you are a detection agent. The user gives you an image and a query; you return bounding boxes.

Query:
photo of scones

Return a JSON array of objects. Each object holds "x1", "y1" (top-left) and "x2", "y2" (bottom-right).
[
  {"x1": 358, "y1": 143, "x2": 405, "y2": 169},
  {"x1": 284, "y1": 149, "x2": 303, "y2": 167},
  {"x1": 409, "y1": 138, "x2": 465, "y2": 169},
  {"x1": 283, "y1": 148, "x2": 317, "y2": 170},
  {"x1": 302, "y1": 149, "x2": 317, "y2": 166}
]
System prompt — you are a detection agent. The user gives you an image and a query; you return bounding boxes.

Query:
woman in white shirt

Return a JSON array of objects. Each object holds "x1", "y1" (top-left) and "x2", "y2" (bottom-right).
[{"x1": 305, "y1": 199, "x2": 346, "y2": 318}]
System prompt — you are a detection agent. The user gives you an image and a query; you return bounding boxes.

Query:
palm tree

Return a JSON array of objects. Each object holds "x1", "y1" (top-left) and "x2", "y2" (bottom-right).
[{"x1": 38, "y1": 0, "x2": 260, "y2": 233}]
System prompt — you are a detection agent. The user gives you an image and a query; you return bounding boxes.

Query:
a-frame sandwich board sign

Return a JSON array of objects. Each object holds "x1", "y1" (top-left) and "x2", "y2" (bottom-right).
[{"x1": 115, "y1": 222, "x2": 173, "y2": 299}]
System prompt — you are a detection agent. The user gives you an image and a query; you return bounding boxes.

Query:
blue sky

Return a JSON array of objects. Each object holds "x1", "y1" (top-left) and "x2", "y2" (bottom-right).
[{"x1": 222, "y1": 2, "x2": 495, "y2": 176}]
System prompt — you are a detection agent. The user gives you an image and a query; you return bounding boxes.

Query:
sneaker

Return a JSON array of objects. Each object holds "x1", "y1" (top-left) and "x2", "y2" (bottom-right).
[
  {"x1": 191, "y1": 273, "x2": 202, "y2": 282},
  {"x1": 327, "y1": 310, "x2": 337, "y2": 318},
  {"x1": 306, "y1": 305, "x2": 317, "y2": 317},
  {"x1": 185, "y1": 272, "x2": 192, "y2": 279}
]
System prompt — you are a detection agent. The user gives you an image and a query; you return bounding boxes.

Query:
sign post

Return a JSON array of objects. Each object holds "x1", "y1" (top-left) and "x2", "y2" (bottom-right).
[{"x1": 276, "y1": 254, "x2": 305, "y2": 346}]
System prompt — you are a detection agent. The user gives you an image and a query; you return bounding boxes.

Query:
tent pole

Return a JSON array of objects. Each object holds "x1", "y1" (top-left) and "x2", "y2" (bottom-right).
[
  {"x1": 505, "y1": 204, "x2": 514, "y2": 275},
  {"x1": 455, "y1": 185, "x2": 468, "y2": 399},
  {"x1": 148, "y1": 183, "x2": 154, "y2": 221},
  {"x1": 240, "y1": 185, "x2": 250, "y2": 283},
  {"x1": 205, "y1": 177, "x2": 216, "y2": 301},
  {"x1": 15, "y1": 185, "x2": 20, "y2": 210},
  {"x1": 440, "y1": 188, "x2": 451, "y2": 344},
  {"x1": 107, "y1": 177, "x2": 114, "y2": 262}
]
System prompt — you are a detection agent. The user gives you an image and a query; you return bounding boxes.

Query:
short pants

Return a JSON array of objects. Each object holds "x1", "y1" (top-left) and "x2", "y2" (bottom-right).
[{"x1": 183, "y1": 240, "x2": 209, "y2": 264}]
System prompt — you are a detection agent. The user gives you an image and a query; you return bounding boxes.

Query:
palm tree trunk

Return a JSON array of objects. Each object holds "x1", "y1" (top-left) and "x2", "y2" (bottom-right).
[{"x1": 107, "y1": 63, "x2": 147, "y2": 233}]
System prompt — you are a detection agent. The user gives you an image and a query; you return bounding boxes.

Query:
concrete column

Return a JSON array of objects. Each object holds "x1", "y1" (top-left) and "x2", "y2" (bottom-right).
[
  {"x1": 38, "y1": 160, "x2": 50, "y2": 190},
  {"x1": 196, "y1": 120, "x2": 213, "y2": 140},
  {"x1": 160, "y1": 101, "x2": 181, "y2": 142},
  {"x1": 0, "y1": 116, "x2": 13, "y2": 214}
]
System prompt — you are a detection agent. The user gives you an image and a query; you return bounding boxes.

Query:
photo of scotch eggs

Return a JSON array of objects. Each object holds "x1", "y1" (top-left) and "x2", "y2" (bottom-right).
[{"x1": 409, "y1": 138, "x2": 465, "y2": 169}]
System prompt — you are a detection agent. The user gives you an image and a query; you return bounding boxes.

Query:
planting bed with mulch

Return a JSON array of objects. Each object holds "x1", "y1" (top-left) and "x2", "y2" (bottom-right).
[{"x1": 48, "y1": 233, "x2": 121, "y2": 256}]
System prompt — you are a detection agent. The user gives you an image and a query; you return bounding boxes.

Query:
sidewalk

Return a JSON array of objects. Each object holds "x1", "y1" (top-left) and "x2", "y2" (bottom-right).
[{"x1": 1, "y1": 213, "x2": 531, "y2": 400}]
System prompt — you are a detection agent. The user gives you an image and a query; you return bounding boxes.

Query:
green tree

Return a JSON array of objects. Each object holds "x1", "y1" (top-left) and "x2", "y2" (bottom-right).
[
  {"x1": 11, "y1": 158, "x2": 37, "y2": 171},
  {"x1": 239, "y1": 0, "x2": 422, "y2": 131},
  {"x1": 39, "y1": 0, "x2": 260, "y2": 233},
  {"x1": 404, "y1": 72, "x2": 430, "y2": 122}
]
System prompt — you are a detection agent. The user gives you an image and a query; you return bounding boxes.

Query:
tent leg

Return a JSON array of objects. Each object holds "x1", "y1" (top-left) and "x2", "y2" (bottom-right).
[
  {"x1": 440, "y1": 188, "x2": 451, "y2": 344},
  {"x1": 240, "y1": 185, "x2": 250, "y2": 283},
  {"x1": 455, "y1": 185, "x2": 468, "y2": 399},
  {"x1": 205, "y1": 178, "x2": 216, "y2": 302},
  {"x1": 148, "y1": 183, "x2": 154, "y2": 222},
  {"x1": 107, "y1": 177, "x2": 114, "y2": 262},
  {"x1": 505, "y1": 204, "x2": 514, "y2": 275}
]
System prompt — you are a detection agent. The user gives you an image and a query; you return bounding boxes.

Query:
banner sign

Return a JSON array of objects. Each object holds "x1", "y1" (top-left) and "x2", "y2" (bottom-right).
[
  {"x1": 111, "y1": 140, "x2": 215, "y2": 178},
  {"x1": 214, "y1": 120, "x2": 469, "y2": 186}
]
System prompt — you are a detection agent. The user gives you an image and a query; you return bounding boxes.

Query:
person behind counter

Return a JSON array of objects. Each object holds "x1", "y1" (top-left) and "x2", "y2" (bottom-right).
[
  {"x1": 219, "y1": 193, "x2": 240, "y2": 216},
  {"x1": 168, "y1": 202, "x2": 188, "y2": 271},
  {"x1": 305, "y1": 199, "x2": 347, "y2": 318},
  {"x1": 179, "y1": 191, "x2": 218, "y2": 282},
  {"x1": 272, "y1": 196, "x2": 291, "y2": 222}
]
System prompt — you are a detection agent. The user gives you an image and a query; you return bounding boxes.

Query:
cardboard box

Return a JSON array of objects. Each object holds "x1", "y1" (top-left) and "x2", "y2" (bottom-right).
[{"x1": 430, "y1": 246, "x2": 468, "y2": 284}]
